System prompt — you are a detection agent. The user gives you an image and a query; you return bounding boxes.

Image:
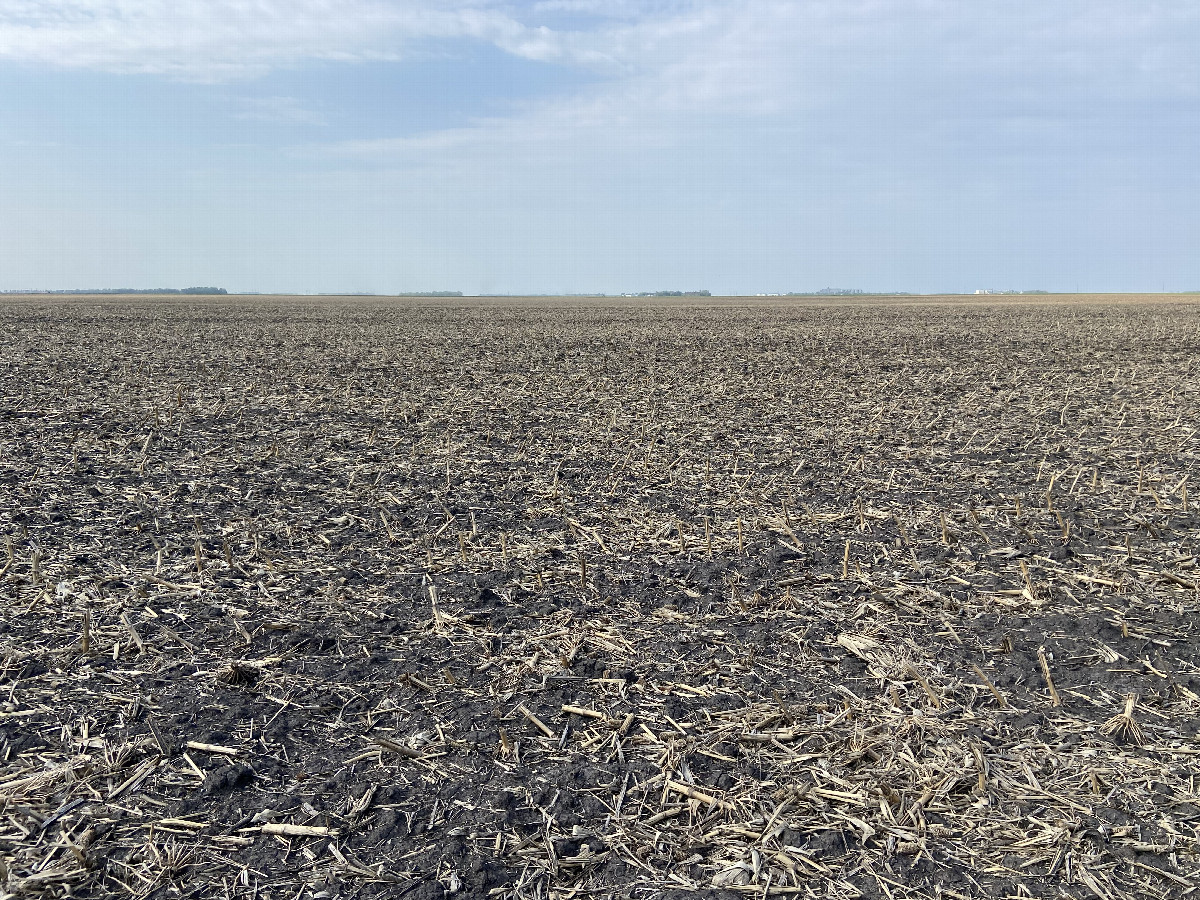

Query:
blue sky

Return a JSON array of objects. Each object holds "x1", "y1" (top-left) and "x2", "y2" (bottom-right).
[{"x1": 1, "y1": 1, "x2": 1197, "y2": 295}]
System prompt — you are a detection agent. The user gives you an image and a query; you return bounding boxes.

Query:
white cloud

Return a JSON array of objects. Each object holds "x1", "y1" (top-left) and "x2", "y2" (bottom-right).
[
  {"x1": 3, "y1": 0, "x2": 1196, "y2": 107},
  {"x1": 315, "y1": 0, "x2": 1199, "y2": 162},
  {"x1": 234, "y1": 96, "x2": 326, "y2": 126},
  {"x1": 0, "y1": 0, "x2": 576, "y2": 79}
]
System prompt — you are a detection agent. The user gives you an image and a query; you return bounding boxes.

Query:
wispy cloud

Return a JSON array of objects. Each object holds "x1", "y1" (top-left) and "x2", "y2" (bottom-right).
[
  {"x1": 0, "y1": 0, "x2": 577, "y2": 80},
  {"x1": 234, "y1": 96, "x2": 326, "y2": 127},
  {"x1": 316, "y1": 0, "x2": 1200, "y2": 159},
  {"x1": 4, "y1": 1, "x2": 1196, "y2": 106}
]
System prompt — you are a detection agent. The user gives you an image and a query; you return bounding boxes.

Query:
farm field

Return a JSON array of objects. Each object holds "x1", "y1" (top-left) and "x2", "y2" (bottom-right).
[{"x1": 1, "y1": 294, "x2": 1199, "y2": 900}]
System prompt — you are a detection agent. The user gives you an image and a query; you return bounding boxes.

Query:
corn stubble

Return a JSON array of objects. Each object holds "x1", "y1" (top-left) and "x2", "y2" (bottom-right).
[{"x1": 1, "y1": 293, "x2": 1199, "y2": 899}]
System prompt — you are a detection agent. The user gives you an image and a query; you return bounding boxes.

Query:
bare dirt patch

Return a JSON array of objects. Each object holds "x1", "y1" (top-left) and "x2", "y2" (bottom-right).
[{"x1": 2, "y1": 295, "x2": 1199, "y2": 899}]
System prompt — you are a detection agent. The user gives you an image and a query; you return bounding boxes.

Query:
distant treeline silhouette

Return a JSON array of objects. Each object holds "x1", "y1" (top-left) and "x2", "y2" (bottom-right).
[
  {"x1": 3, "y1": 287, "x2": 228, "y2": 295},
  {"x1": 624, "y1": 290, "x2": 711, "y2": 297}
]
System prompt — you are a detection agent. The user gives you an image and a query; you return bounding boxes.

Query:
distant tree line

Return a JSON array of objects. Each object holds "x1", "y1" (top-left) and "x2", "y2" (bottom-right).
[
  {"x1": 2, "y1": 287, "x2": 228, "y2": 295},
  {"x1": 781, "y1": 290, "x2": 914, "y2": 296},
  {"x1": 622, "y1": 290, "x2": 711, "y2": 297}
]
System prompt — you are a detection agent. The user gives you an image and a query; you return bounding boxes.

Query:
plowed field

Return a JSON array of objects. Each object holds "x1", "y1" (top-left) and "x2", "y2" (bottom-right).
[{"x1": 2, "y1": 295, "x2": 1199, "y2": 900}]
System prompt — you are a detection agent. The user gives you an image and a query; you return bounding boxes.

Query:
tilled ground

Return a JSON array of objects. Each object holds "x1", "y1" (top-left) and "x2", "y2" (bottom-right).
[{"x1": 1, "y1": 294, "x2": 1199, "y2": 900}]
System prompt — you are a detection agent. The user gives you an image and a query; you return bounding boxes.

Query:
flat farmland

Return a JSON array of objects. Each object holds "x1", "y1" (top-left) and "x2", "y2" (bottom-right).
[{"x1": 1, "y1": 294, "x2": 1199, "y2": 900}]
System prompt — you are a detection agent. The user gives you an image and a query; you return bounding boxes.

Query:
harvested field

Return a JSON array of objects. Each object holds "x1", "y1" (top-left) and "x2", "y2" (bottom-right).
[{"x1": 1, "y1": 294, "x2": 1199, "y2": 900}]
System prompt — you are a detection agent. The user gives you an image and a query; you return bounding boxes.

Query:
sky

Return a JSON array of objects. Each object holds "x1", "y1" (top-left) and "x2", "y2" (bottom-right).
[{"x1": 1, "y1": 1, "x2": 1198, "y2": 295}]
